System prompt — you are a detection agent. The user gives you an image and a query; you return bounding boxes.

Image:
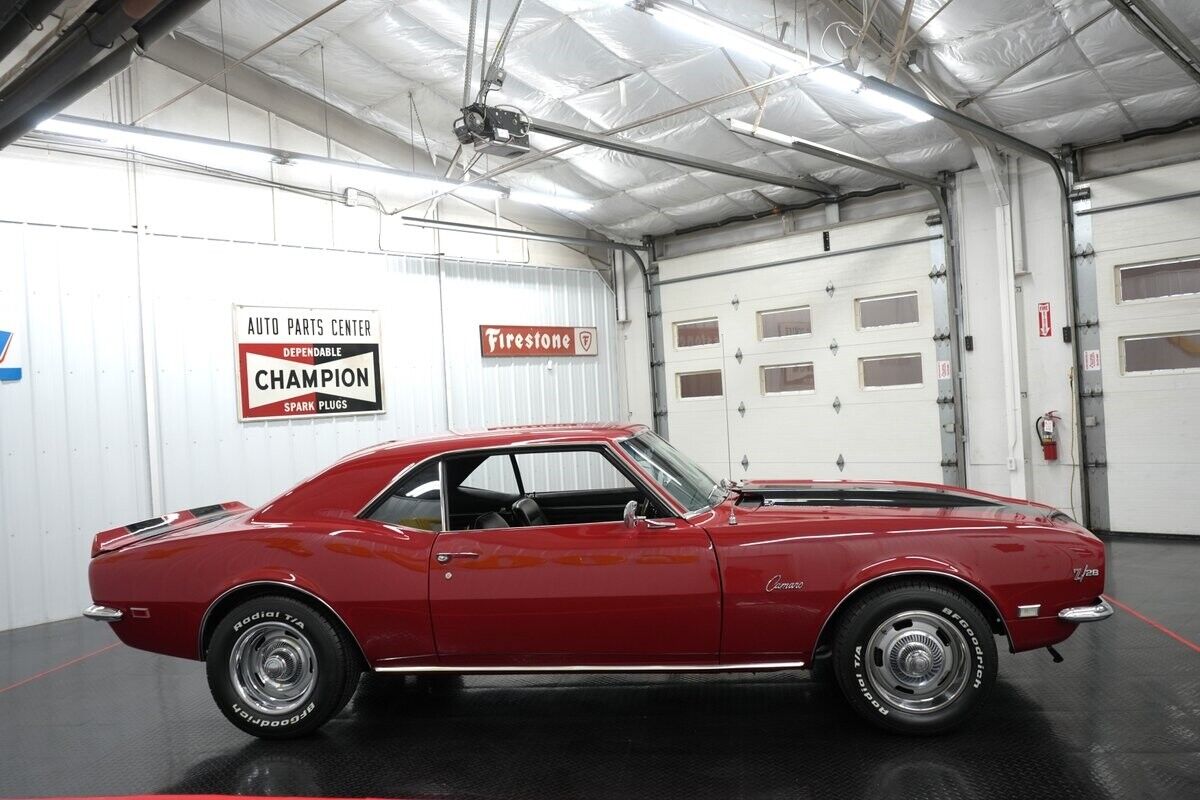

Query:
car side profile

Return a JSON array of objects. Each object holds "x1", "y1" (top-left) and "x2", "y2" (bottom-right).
[{"x1": 85, "y1": 424, "x2": 1111, "y2": 737}]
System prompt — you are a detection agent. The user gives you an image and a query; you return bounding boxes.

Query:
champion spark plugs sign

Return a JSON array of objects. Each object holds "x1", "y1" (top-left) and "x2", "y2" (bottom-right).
[
  {"x1": 479, "y1": 325, "x2": 598, "y2": 357},
  {"x1": 235, "y1": 305, "x2": 384, "y2": 421}
]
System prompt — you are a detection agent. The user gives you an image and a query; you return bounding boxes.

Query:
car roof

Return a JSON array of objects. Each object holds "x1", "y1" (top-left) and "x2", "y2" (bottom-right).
[{"x1": 350, "y1": 422, "x2": 648, "y2": 460}]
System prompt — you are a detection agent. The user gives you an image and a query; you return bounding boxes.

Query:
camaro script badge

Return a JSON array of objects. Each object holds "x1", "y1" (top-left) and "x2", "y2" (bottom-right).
[
  {"x1": 1072, "y1": 565, "x2": 1099, "y2": 582},
  {"x1": 765, "y1": 575, "x2": 805, "y2": 592}
]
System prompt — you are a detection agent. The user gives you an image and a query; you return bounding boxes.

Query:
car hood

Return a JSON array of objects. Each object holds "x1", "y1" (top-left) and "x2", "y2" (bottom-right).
[{"x1": 733, "y1": 479, "x2": 1062, "y2": 519}]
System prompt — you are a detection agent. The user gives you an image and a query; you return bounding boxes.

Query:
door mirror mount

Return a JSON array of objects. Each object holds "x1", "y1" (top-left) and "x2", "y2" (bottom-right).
[{"x1": 623, "y1": 500, "x2": 674, "y2": 530}]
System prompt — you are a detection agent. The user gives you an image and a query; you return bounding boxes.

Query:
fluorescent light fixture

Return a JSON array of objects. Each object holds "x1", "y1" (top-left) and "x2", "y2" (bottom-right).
[
  {"x1": 858, "y1": 88, "x2": 932, "y2": 122},
  {"x1": 35, "y1": 117, "x2": 271, "y2": 171},
  {"x1": 727, "y1": 117, "x2": 795, "y2": 146},
  {"x1": 807, "y1": 68, "x2": 863, "y2": 93},
  {"x1": 647, "y1": 1, "x2": 810, "y2": 71},
  {"x1": 508, "y1": 189, "x2": 593, "y2": 212},
  {"x1": 805, "y1": 68, "x2": 932, "y2": 122},
  {"x1": 285, "y1": 156, "x2": 503, "y2": 201}
]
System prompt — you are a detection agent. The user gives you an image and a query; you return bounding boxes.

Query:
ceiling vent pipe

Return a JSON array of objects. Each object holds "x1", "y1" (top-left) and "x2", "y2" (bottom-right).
[{"x1": 0, "y1": 0, "x2": 63, "y2": 66}]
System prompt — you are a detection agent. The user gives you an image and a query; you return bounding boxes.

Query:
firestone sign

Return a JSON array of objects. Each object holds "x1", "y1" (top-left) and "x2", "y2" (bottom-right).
[
  {"x1": 234, "y1": 305, "x2": 384, "y2": 421},
  {"x1": 479, "y1": 325, "x2": 599, "y2": 357}
]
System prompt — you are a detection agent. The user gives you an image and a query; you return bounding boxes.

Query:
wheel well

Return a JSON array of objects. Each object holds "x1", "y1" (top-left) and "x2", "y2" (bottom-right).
[
  {"x1": 198, "y1": 582, "x2": 369, "y2": 670},
  {"x1": 814, "y1": 572, "x2": 1010, "y2": 654}
]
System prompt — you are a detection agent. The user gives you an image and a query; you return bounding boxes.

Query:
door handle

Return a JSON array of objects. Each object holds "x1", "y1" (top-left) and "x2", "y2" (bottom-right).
[{"x1": 436, "y1": 552, "x2": 480, "y2": 564}]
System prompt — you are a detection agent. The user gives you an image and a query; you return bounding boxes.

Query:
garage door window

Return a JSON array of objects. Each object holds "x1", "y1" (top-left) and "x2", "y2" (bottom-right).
[
  {"x1": 860, "y1": 354, "x2": 922, "y2": 389},
  {"x1": 758, "y1": 306, "x2": 811, "y2": 340},
  {"x1": 678, "y1": 370, "x2": 723, "y2": 399},
  {"x1": 1118, "y1": 257, "x2": 1200, "y2": 302},
  {"x1": 856, "y1": 291, "x2": 919, "y2": 329},
  {"x1": 761, "y1": 363, "x2": 815, "y2": 395},
  {"x1": 674, "y1": 318, "x2": 720, "y2": 348},
  {"x1": 1121, "y1": 331, "x2": 1200, "y2": 374}
]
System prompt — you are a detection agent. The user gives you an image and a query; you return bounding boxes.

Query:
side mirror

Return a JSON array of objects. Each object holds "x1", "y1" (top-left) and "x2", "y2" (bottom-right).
[
  {"x1": 623, "y1": 500, "x2": 674, "y2": 530},
  {"x1": 623, "y1": 500, "x2": 638, "y2": 529}
]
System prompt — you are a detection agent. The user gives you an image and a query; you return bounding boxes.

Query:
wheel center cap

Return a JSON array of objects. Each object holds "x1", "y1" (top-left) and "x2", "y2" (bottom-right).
[
  {"x1": 262, "y1": 654, "x2": 289, "y2": 681},
  {"x1": 903, "y1": 650, "x2": 932, "y2": 676}
]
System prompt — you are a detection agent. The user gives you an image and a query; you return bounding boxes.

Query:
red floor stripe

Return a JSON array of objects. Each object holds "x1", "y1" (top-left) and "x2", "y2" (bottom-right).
[
  {"x1": 0, "y1": 642, "x2": 120, "y2": 696},
  {"x1": 1104, "y1": 594, "x2": 1200, "y2": 654}
]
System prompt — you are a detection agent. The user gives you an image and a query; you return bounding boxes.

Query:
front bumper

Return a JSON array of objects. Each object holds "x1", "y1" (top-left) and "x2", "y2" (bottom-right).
[
  {"x1": 83, "y1": 604, "x2": 123, "y2": 622},
  {"x1": 1058, "y1": 599, "x2": 1113, "y2": 623}
]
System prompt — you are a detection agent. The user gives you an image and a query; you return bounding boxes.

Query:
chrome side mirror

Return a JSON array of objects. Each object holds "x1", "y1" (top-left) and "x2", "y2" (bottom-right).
[{"x1": 623, "y1": 500, "x2": 674, "y2": 530}]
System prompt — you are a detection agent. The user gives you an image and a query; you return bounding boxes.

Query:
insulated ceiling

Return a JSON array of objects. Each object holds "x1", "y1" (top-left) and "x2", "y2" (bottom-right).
[{"x1": 176, "y1": 0, "x2": 1200, "y2": 239}]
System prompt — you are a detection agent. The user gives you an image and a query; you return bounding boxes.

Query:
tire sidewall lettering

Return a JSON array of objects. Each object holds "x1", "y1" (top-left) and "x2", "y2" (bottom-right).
[
  {"x1": 232, "y1": 609, "x2": 306, "y2": 634},
  {"x1": 231, "y1": 700, "x2": 317, "y2": 728}
]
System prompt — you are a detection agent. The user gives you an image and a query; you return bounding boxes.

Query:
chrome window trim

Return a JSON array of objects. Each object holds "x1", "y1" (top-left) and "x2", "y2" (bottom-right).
[
  {"x1": 374, "y1": 660, "x2": 805, "y2": 674},
  {"x1": 360, "y1": 439, "x2": 687, "y2": 526},
  {"x1": 812, "y1": 570, "x2": 1013, "y2": 651},
  {"x1": 612, "y1": 433, "x2": 725, "y2": 519},
  {"x1": 197, "y1": 580, "x2": 368, "y2": 664}
]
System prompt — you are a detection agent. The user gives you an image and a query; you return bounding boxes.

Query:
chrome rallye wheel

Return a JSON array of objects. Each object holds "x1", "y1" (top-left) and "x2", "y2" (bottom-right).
[
  {"x1": 833, "y1": 582, "x2": 997, "y2": 734},
  {"x1": 206, "y1": 595, "x2": 360, "y2": 738}
]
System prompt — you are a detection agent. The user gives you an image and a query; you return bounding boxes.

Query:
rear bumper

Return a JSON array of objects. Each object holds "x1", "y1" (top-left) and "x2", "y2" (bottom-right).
[
  {"x1": 83, "y1": 604, "x2": 123, "y2": 622},
  {"x1": 1058, "y1": 599, "x2": 1113, "y2": 623}
]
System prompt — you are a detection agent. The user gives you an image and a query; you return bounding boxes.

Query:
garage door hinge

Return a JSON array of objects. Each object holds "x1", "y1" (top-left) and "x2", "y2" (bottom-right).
[
  {"x1": 932, "y1": 330, "x2": 951, "y2": 342},
  {"x1": 1069, "y1": 186, "x2": 1091, "y2": 202},
  {"x1": 1074, "y1": 317, "x2": 1099, "y2": 329},
  {"x1": 936, "y1": 394, "x2": 955, "y2": 405},
  {"x1": 647, "y1": 310, "x2": 662, "y2": 318},
  {"x1": 1079, "y1": 387, "x2": 1103, "y2": 397},
  {"x1": 1084, "y1": 459, "x2": 1107, "y2": 469},
  {"x1": 653, "y1": 410, "x2": 669, "y2": 418},
  {"x1": 928, "y1": 267, "x2": 947, "y2": 280},
  {"x1": 650, "y1": 360, "x2": 665, "y2": 367},
  {"x1": 940, "y1": 457, "x2": 959, "y2": 467},
  {"x1": 1073, "y1": 244, "x2": 1095, "y2": 258}
]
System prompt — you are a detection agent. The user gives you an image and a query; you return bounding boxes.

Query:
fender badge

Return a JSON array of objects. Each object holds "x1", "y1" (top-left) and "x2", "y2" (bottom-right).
[
  {"x1": 765, "y1": 575, "x2": 805, "y2": 592},
  {"x1": 1072, "y1": 565, "x2": 1099, "y2": 582}
]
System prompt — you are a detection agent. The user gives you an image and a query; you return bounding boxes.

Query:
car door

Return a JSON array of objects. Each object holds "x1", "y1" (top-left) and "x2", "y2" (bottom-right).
[{"x1": 428, "y1": 445, "x2": 722, "y2": 667}]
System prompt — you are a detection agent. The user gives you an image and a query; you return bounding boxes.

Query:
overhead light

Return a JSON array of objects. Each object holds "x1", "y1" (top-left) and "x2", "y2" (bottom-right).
[
  {"x1": 645, "y1": 0, "x2": 811, "y2": 71},
  {"x1": 35, "y1": 117, "x2": 271, "y2": 171},
  {"x1": 508, "y1": 189, "x2": 593, "y2": 212},
  {"x1": 728, "y1": 118, "x2": 793, "y2": 145},
  {"x1": 807, "y1": 68, "x2": 864, "y2": 93},
  {"x1": 285, "y1": 156, "x2": 504, "y2": 202},
  {"x1": 805, "y1": 68, "x2": 932, "y2": 122}
]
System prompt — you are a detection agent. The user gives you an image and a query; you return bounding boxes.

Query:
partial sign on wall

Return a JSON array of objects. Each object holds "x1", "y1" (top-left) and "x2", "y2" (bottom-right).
[
  {"x1": 479, "y1": 324, "x2": 598, "y2": 357},
  {"x1": 0, "y1": 329, "x2": 20, "y2": 381},
  {"x1": 1037, "y1": 302, "x2": 1053, "y2": 337},
  {"x1": 234, "y1": 305, "x2": 384, "y2": 420},
  {"x1": 0, "y1": 293, "x2": 23, "y2": 382}
]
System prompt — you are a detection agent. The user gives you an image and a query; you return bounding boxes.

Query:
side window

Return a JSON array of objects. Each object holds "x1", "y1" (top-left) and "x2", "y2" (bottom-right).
[
  {"x1": 515, "y1": 450, "x2": 634, "y2": 493},
  {"x1": 366, "y1": 462, "x2": 442, "y2": 531},
  {"x1": 460, "y1": 454, "x2": 519, "y2": 494}
]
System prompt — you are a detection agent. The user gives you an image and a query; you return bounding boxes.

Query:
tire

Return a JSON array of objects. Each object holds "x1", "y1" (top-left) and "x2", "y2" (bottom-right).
[
  {"x1": 832, "y1": 581, "x2": 997, "y2": 734},
  {"x1": 206, "y1": 595, "x2": 359, "y2": 739}
]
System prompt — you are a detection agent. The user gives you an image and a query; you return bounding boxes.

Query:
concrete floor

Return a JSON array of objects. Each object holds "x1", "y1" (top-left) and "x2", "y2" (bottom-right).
[{"x1": 1, "y1": 536, "x2": 1197, "y2": 799}]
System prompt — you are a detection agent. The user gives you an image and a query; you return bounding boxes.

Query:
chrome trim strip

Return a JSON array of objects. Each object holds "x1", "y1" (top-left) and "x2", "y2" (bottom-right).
[
  {"x1": 812, "y1": 570, "x2": 1014, "y2": 650},
  {"x1": 1058, "y1": 599, "x2": 1114, "y2": 623},
  {"x1": 83, "y1": 604, "x2": 123, "y2": 622},
  {"x1": 196, "y1": 580, "x2": 369, "y2": 665},
  {"x1": 374, "y1": 661, "x2": 805, "y2": 674},
  {"x1": 1017, "y1": 604, "x2": 1041, "y2": 619}
]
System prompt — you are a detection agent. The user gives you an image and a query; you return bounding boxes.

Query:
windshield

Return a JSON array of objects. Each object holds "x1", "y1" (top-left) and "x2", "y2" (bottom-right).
[{"x1": 619, "y1": 432, "x2": 724, "y2": 513}]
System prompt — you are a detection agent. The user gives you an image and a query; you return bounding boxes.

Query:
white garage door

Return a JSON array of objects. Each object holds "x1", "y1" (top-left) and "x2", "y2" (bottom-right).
[
  {"x1": 658, "y1": 212, "x2": 945, "y2": 484},
  {"x1": 1086, "y1": 160, "x2": 1200, "y2": 535}
]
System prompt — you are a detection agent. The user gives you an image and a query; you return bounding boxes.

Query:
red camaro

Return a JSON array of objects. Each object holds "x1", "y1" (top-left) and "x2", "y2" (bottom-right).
[{"x1": 85, "y1": 424, "x2": 1111, "y2": 737}]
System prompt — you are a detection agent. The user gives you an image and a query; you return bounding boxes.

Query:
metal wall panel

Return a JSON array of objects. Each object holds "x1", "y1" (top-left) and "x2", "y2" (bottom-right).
[
  {"x1": 0, "y1": 223, "x2": 151, "y2": 631},
  {"x1": 1, "y1": 236, "x2": 619, "y2": 631}
]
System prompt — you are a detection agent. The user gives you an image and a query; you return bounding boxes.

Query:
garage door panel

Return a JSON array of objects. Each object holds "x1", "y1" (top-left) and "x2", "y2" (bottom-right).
[{"x1": 1087, "y1": 160, "x2": 1200, "y2": 534}]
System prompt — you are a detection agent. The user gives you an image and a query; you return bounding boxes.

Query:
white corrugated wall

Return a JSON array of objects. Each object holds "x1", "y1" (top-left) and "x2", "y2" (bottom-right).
[{"x1": 0, "y1": 225, "x2": 619, "y2": 631}]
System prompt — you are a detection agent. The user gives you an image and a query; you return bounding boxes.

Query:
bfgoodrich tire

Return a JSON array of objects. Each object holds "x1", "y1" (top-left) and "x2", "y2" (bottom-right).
[
  {"x1": 206, "y1": 595, "x2": 359, "y2": 739},
  {"x1": 833, "y1": 581, "x2": 997, "y2": 734}
]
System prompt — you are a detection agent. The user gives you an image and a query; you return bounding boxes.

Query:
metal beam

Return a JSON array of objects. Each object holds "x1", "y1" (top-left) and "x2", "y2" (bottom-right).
[
  {"x1": 1107, "y1": 0, "x2": 1200, "y2": 87},
  {"x1": 529, "y1": 116, "x2": 835, "y2": 198}
]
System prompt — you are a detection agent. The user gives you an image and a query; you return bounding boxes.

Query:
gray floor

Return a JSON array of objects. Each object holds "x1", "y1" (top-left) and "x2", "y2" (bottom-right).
[{"x1": 1, "y1": 536, "x2": 1197, "y2": 799}]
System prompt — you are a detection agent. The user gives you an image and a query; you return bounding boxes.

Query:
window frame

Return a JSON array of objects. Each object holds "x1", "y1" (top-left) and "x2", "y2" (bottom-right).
[
  {"x1": 676, "y1": 368, "x2": 724, "y2": 400},
  {"x1": 858, "y1": 353, "x2": 924, "y2": 390},
  {"x1": 358, "y1": 441, "x2": 684, "y2": 531},
  {"x1": 760, "y1": 362, "x2": 816, "y2": 396},
  {"x1": 756, "y1": 305, "x2": 813, "y2": 341},
  {"x1": 673, "y1": 317, "x2": 721, "y2": 350},
  {"x1": 1119, "y1": 330, "x2": 1200, "y2": 375},
  {"x1": 1116, "y1": 255, "x2": 1200, "y2": 304},
  {"x1": 855, "y1": 291, "x2": 920, "y2": 331}
]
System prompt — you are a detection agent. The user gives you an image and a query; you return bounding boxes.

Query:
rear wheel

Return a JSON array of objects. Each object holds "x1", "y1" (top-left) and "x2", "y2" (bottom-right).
[
  {"x1": 832, "y1": 582, "x2": 996, "y2": 734},
  {"x1": 206, "y1": 595, "x2": 359, "y2": 738}
]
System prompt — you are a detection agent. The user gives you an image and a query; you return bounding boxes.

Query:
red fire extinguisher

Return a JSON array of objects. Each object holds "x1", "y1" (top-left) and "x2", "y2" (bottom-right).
[{"x1": 1035, "y1": 411, "x2": 1060, "y2": 461}]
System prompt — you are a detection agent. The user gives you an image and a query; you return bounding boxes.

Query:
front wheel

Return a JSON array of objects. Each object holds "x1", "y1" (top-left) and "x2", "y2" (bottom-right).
[
  {"x1": 206, "y1": 595, "x2": 359, "y2": 739},
  {"x1": 832, "y1": 581, "x2": 997, "y2": 734}
]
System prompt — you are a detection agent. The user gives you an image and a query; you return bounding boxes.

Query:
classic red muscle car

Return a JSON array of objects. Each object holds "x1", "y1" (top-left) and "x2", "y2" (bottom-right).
[{"x1": 85, "y1": 424, "x2": 1111, "y2": 738}]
